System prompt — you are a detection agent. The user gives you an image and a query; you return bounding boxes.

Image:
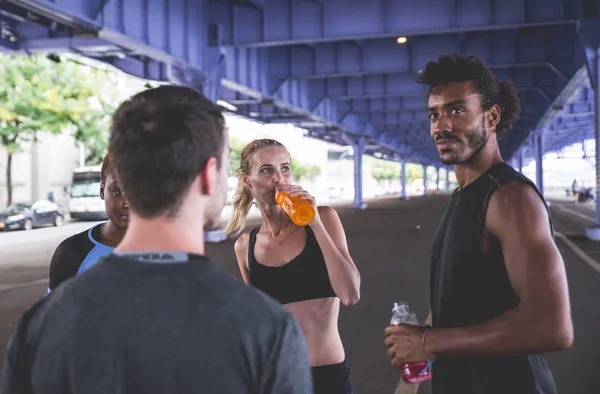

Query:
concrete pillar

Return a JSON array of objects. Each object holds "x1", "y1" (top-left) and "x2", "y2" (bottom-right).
[
  {"x1": 400, "y1": 160, "x2": 408, "y2": 200},
  {"x1": 535, "y1": 132, "x2": 545, "y2": 198},
  {"x1": 351, "y1": 136, "x2": 367, "y2": 209},
  {"x1": 422, "y1": 165, "x2": 428, "y2": 196}
]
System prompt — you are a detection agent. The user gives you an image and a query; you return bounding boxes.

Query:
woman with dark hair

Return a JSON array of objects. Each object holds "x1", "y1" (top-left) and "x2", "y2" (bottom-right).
[{"x1": 48, "y1": 153, "x2": 129, "y2": 292}]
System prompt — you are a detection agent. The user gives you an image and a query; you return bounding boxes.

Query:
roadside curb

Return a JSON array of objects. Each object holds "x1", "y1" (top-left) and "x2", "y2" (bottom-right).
[
  {"x1": 555, "y1": 232, "x2": 600, "y2": 275},
  {"x1": 0, "y1": 278, "x2": 47, "y2": 292}
]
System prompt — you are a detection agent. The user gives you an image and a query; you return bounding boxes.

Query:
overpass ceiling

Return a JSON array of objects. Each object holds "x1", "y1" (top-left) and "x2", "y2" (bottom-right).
[{"x1": 0, "y1": 0, "x2": 598, "y2": 167}]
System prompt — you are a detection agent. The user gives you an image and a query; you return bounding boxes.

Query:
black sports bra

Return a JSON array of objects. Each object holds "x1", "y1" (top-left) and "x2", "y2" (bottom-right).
[{"x1": 248, "y1": 226, "x2": 337, "y2": 304}]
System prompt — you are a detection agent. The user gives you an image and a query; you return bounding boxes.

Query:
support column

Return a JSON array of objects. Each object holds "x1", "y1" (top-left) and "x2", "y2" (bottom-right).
[
  {"x1": 204, "y1": 62, "x2": 225, "y2": 104},
  {"x1": 351, "y1": 136, "x2": 367, "y2": 209},
  {"x1": 535, "y1": 132, "x2": 545, "y2": 198},
  {"x1": 594, "y1": 50, "x2": 600, "y2": 231},
  {"x1": 31, "y1": 133, "x2": 39, "y2": 202},
  {"x1": 422, "y1": 165, "x2": 428, "y2": 196},
  {"x1": 577, "y1": 19, "x2": 600, "y2": 240},
  {"x1": 400, "y1": 160, "x2": 408, "y2": 200},
  {"x1": 585, "y1": 43, "x2": 600, "y2": 238}
]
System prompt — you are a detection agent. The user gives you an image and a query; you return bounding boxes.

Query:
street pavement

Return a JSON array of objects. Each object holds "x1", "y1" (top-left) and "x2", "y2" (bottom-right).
[{"x1": 1, "y1": 196, "x2": 599, "y2": 393}]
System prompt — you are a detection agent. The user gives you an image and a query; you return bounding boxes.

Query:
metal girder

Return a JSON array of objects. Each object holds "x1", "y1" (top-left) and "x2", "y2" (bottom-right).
[
  {"x1": 551, "y1": 116, "x2": 596, "y2": 127},
  {"x1": 547, "y1": 132, "x2": 595, "y2": 147},
  {"x1": 223, "y1": 0, "x2": 579, "y2": 47},
  {"x1": 18, "y1": 37, "x2": 117, "y2": 53},
  {"x1": 2, "y1": 0, "x2": 593, "y2": 169},
  {"x1": 309, "y1": 74, "x2": 426, "y2": 101},
  {"x1": 1, "y1": 0, "x2": 227, "y2": 93},
  {"x1": 271, "y1": 32, "x2": 571, "y2": 83},
  {"x1": 334, "y1": 99, "x2": 546, "y2": 120},
  {"x1": 548, "y1": 122, "x2": 595, "y2": 132},
  {"x1": 507, "y1": 71, "x2": 593, "y2": 162},
  {"x1": 1, "y1": 0, "x2": 100, "y2": 33},
  {"x1": 0, "y1": 1, "x2": 97, "y2": 53},
  {"x1": 221, "y1": 76, "x2": 355, "y2": 138},
  {"x1": 223, "y1": 48, "x2": 368, "y2": 137},
  {"x1": 98, "y1": 0, "x2": 210, "y2": 71},
  {"x1": 376, "y1": 129, "x2": 429, "y2": 144},
  {"x1": 308, "y1": 74, "x2": 563, "y2": 103},
  {"x1": 0, "y1": 0, "x2": 182, "y2": 70},
  {"x1": 227, "y1": 0, "x2": 267, "y2": 10},
  {"x1": 545, "y1": 136, "x2": 594, "y2": 153},
  {"x1": 546, "y1": 131, "x2": 595, "y2": 146},
  {"x1": 222, "y1": 40, "x2": 569, "y2": 159}
]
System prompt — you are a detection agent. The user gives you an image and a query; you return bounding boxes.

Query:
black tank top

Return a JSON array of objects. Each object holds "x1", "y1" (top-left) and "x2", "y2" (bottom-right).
[
  {"x1": 248, "y1": 226, "x2": 337, "y2": 305},
  {"x1": 430, "y1": 163, "x2": 557, "y2": 394}
]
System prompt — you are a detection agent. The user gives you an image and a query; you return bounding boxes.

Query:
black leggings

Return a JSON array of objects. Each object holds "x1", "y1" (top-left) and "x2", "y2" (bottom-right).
[{"x1": 311, "y1": 360, "x2": 353, "y2": 394}]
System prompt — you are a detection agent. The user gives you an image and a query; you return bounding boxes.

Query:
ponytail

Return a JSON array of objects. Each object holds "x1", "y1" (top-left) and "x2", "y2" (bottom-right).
[{"x1": 224, "y1": 177, "x2": 254, "y2": 236}]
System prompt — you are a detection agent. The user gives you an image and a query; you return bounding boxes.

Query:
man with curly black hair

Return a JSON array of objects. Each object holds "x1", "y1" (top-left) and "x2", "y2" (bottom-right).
[{"x1": 385, "y1": 53, "x2": 573, "y2": 394}]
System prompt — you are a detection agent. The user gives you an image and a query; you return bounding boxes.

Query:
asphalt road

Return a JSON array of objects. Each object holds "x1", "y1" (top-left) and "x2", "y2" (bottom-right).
[{"x1": 1, "y1": 196, "x2": 599, "y2": 393}]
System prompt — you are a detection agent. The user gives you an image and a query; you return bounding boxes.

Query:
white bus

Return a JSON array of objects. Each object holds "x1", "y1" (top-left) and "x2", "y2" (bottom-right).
[{"x1": 68, "y1": 165, "x2": 108, "y2": 221}]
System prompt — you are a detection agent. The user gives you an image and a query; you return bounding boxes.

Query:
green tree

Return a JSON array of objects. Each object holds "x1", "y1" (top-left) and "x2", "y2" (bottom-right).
[
  {"x1": 371, "y1": 159, "x2": 400, "y2": 184},
  {"x1": 66, "y1": 59, "x2": 146, "y2": 165},
  {"x1": 0, "y1": 54, "x2": 136, "y2": 204},
  {"x1": 0, "y1": 54, "x2": 102, "y2": 205},
  {"x1": 291, "y1": 157, "x2": 320, "y2": 182},
  {"x1": 406, "y1": 163, "x2": 424, "y2": 182},
  {"x1": 70, "y1": 100, "x2": 117, "y2": 165},
  {"x1": 229, "y1": 136, "x2": 246, "y2": 175}
]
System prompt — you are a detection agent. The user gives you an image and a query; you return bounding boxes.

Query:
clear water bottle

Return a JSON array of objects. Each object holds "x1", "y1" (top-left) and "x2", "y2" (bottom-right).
[{"x1": 390, "y1": 302, "x2": 433, "y2": 383}]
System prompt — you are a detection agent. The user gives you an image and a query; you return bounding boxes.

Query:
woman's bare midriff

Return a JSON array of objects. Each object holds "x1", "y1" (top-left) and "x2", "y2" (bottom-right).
[{"x1": 284, "y1": 297, "x2": 345, "y2": 367}]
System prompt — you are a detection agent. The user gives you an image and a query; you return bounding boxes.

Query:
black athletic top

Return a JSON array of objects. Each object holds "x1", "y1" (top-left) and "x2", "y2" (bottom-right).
[
  {"x1": 48, "y1": 223, "x2": 114, "y2": 292},
  {"x1": 430, "y1": 162, "x2": 557, "y2": 394},
  {"x1": 248, "y1": 226, "x2": 337, "y2": 305}
]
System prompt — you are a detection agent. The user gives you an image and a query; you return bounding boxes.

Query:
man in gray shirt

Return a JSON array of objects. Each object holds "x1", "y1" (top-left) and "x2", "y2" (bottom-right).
[{"x1": 1, "y1": 86, "x2": 313, "y2": 394}]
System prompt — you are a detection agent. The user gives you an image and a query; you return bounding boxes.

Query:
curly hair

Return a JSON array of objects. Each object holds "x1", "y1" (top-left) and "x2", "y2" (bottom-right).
[{"x1": 416, "y1": 53, "x2": 520, "y2": 139}]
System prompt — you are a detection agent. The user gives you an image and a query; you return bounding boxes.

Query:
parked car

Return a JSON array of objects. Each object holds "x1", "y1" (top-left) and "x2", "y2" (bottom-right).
[{"x1": 0, "y1": 200, "x2": 65, "y2": 231}]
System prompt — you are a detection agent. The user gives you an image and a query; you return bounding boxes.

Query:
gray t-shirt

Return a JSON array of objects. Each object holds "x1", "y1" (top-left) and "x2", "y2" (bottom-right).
[{"x1": 1, "y1": 253, "x2": 312, "y2": 394}]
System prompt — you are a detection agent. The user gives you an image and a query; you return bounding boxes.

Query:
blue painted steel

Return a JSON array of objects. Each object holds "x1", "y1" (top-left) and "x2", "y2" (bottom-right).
[
  {"x1": 518, "y1": 151, "x2": 524, "y2": 173},
  {"x1": 578, "y1": 11, "x2": 600, "y2": 228},
  {"x1": 423, "y1": 165, "x2": 428, "y2": 196},
  {"x1": 400, "y1": 160, "x2": 407, "y2": 199},
  {"x1": 0, "y1": 0, "x2": 597, "y2": 173},
  {"x1": 224, "y1": 0, "x2": 579, "y2": 47},
  {"x1": 343, "y1": 134, "x2": 367, "y2": 209},
  {"x1": 535, "y1": 132, "x2": 545, "y2": 197},
  {"x1": 593, "y1": 48, "x2": 600, "y2": 227}
]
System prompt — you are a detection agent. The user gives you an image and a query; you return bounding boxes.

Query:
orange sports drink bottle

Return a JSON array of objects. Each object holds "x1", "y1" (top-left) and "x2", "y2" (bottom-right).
[{"x1": 275, "y1": 186, "x2": 315, "y2": 227}]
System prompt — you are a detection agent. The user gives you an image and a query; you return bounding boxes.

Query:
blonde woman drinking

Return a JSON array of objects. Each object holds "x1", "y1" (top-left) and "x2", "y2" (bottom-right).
[{"x1": 225, "y1": 138, "x2": 361, "y2": 394}]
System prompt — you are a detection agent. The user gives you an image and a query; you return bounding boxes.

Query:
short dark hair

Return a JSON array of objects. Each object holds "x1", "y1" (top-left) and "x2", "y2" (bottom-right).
[
  {"x1": 108, "y1": 85, "x2": 225, "y2": 218},
  {"x1": 100, "y1": 153, "x2": 111, "y2": 188},
  {"x1": 416, "y1": 53, "x2": 520, "y2": 139}
]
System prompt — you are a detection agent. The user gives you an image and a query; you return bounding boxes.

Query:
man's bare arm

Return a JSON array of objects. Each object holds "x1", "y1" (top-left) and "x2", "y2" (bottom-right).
[{"x1": 425, "y1": 181, "x2": 573, "y2": 357}]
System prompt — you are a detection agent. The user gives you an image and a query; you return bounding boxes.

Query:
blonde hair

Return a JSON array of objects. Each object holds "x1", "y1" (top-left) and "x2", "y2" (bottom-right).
[{"x1": 224, "y1": 138, "x2": 288, "y2": 236}]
